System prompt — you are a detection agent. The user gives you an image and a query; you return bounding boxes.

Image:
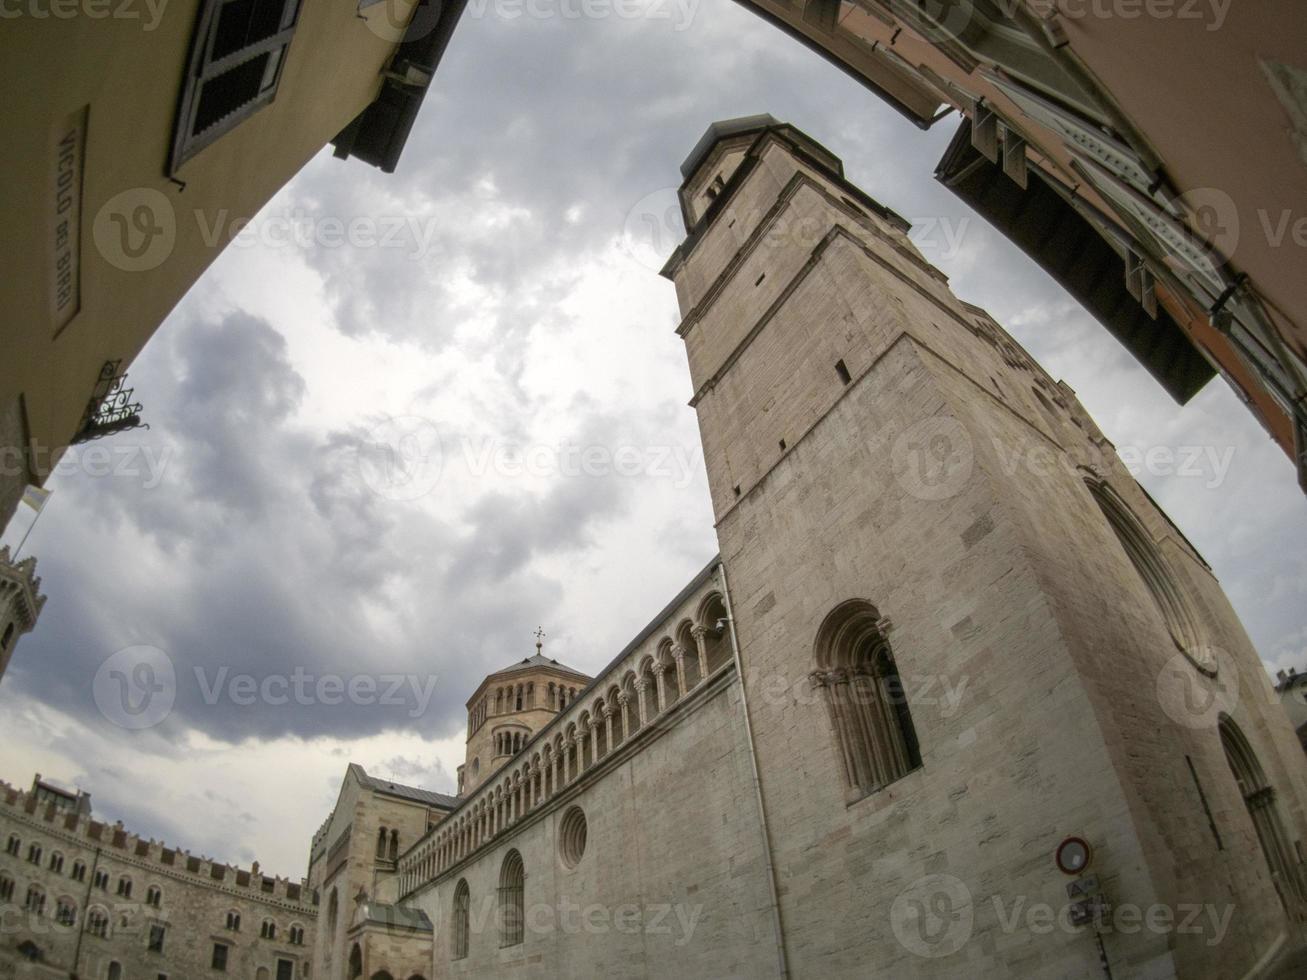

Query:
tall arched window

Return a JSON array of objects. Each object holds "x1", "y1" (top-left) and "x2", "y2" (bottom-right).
[
  {"x1": 1086, "y1": 479, "x2": 1213, "y2": 674},
  {"x1": 389, "y1": 829, "x2": 399, "y2": 861},
  {"x1": 349, "y1": 942, "x2": 363, "y2": 978},
  {"x1": 1219, "y1": 715, "x2": 1307, "y2": 913},
  {"x1": 452, "y1": 879, "x2": 470, "y2": 960},
  {"x1": 813, "y1": 600, "x2": 921, "y2": 801},
  {"x1": 499, "y1": 850, "x2": 524, "y2": 947}
]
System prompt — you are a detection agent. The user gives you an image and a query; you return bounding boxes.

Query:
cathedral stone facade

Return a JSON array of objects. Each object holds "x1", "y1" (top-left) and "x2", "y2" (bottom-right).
[{"x1": 3, "y1": 117, "x2": 1306, "y2": 979}]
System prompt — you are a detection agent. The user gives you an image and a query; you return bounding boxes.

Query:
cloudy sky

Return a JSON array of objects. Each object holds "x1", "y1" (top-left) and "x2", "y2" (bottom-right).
[{"x1": 2, "y1": 0, "x2": 1305, "y2": 878}]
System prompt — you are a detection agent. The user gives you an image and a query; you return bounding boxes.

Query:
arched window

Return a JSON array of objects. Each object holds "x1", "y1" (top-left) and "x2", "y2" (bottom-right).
[
  {"x1": 48, "y1": 851, "x2": 64, "y2": 873},
  {"x1": 70, "y1": 860, "x2": 86, "y2": 882},
  {"x1": 1219, "y1": 715, "x2": 1307, "y2": 912},
  {"x1": 4, "y1": 835, "x2": 18, "y2": 855},
  {"x1": 348, "y1": 944, "x2": 363, "y2": 979},
  {"x1": 377, "y1": 826, "x2": 388, "y2": 859},
  {"x1": 24, "y1": 885, "x2": 45, "y2": 916},
  {"x1": 499, "y1": 850, "x2": 524, "y2": 947},
  {"x1": 289, "y1": 923, "x2": 305, "y2": 945},
  {"x1": 226, "y1": 909, "x2": 241, "y2": 931},
  {"x1": 145, "y1": 885, "x2": 161, "y2": 907},
  {"x1": 515, "y1": 686, "x2": 523, "y2": 711},
  {"x1": 0, "y1": 875, "x2": 13, "y2": 901},
  {"x1": 87, "y1": 906, "x2": 109, "y2": 937},
  {"x1": 55, "y1": 897, "x2": 76, "y2": 926},
  {"x1": 115, "y1": 876, "x2": 132, "y2": 898},
  {"x1": 327, "y1": 888, "x2": 339, "y2": 939},
  {"x1": 813, "y1": 600, "x2": 922, "y2": 801},
  {"x1": 107, "y1": 962, "x2": 122, "y2": 980},
  {"x1": 1086, "y1": 479, "x2": 1213, "y2": 674},
  {"x1": 26, "y1": 842, "x2": 42, "y2": 864},
  {"x1": 389, "y1": 829, "x2": 399, "y2": 861},
  {"x1": 452, "y1": 879, "x2": 470, "y2": 960},
  {"x1": 261, "y1": 918, "x2": 277, "y2": 939}
]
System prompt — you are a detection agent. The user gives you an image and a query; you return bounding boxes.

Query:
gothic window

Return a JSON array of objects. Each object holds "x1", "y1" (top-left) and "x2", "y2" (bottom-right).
[
  {"x1": 4, "y1": 835, "x2": 18, "y2": 855},
  {"x1": 55, "y1": 897, "x2": 76, "y2": 926},
  {"x1": 1086, "y1": 479, "x2": 1213, "y2": 674},
  {"x1": 389, "y1": 829, "x2": 399, "y2": 861},
  {"x1": 452, "y1": 879, "x2": 470, "y2": 959},
  {"x1": 261, "y1": 918, "x2": 277, "y2": 939},
  {"x1": 226, "y1": 909, "x2": 241, "y2": 931},
  {"x1": 289, "y1": 923, "x2": 305, "y2": 944},
  {"x1": 26, "y1": 843, "x2": 41, "y2": 864},
  {"x1": 349, "y1": 943, "x2": 363, "y2": 978},
  {"x1": 499, "y1": 850, "x2": 524, "y2": 947},
  {"x1": 116, "y1": 876, "x2": 132, "y2": 898},
  {"x1": 146, "y1": 885, "x2": 162, "y2": 907},
  {"x1": 71, "y1": 860, "x2": 86, "y2": 882},
  {"x1": 107, "y1": 962, "x2": 123, "y2": 980},
  {"x1": 94, "y1": 870, "x2": 109, "y2": 890},
  {"x1": 377, "y1": 827, "x2": 388, "y2": 859},
  {"x1": 516, "y1": 686, "x2": 524, "y2": 711},
  {"x1": 1219, "y1": 715, "x2": 1307, "y2": 913},
  {"x1": 48, "y1": 851, "x2": 64, "y2": 873},
  {"x1": 813, "y1": 600, "x2": 922, "y2": 801},
  {"x1": 0, "y1": 875, "x2": 12, "y2": 900}
]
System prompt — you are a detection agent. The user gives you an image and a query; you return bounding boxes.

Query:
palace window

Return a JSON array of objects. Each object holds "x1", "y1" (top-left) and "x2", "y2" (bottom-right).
[
  {"x1": 88, "y1": 907, "x2": 110, "y2": 937},
  {"x1": 168, "y1": 0, "x2": 303, "y2": 172},
  {"x1": 452, "y1": 879, "x2": 470, "y2": 959},
  {"x1": 94, "y1": 870, "x2": 109, "y2": 890},
  {"x1": 812, "y1": 600, "x2": 922, "y2": 801},
  {"x1": 55, "y1": 898, "x2": 76, "y2": 926},
  {"x1": 4, "y1": 835, "x2": 18, "y2": 855},
  {"x1": 499, "y1": 850, "x2": 525, "y2": 947},
  {"x1": 149, "y1": 923, "x2": 167, "y2": 952},
  {"x1": 225, "y1": 910, "x2": 241, "y2": 931},
  {"x1": 261, "y1": 918, "x2": 277, "y2": 939},
  {"x1": 146, "y1": 885, "x2": 162, "y2": 907},
  {"x1": 26, "y1": 843, "x2": 42, "y2": 864},
  {"x1": 71, "y1": 860, "x2": 86, "y2": 882},
  {"x1": 212, "y1": 942, "x2": 229, "y2": 971},
  {"x1": 48, "y1": 852, "x2": 64, "y2": 873},
  {"x1": 288, "y1": 923, "x2": 305, "y2": 945},
  {"x1": 23, "y1": 886, "x2": 45, "y2": 916},
  {"x1": 0, "y1": 876, "x2": 12, "y2": 901},
  {"x1": 116, "y1": 876, "x2": 132, "y2": 898}
]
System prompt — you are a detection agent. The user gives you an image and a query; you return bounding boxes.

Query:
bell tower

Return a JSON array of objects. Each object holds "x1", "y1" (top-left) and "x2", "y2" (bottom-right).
[
  {"x1": 662, "y1": 118, "x2": 1307, "y2": 977},
  {"x1": 0, "y1": 545, "x2": 44, "y2": 685}
]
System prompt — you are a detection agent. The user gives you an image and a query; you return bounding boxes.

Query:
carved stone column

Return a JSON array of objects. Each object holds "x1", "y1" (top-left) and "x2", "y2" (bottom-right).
[
  {"x1": 634, "y1": 679, "x2": 649, "y2": 726},
  {"x1": 690, "y1": 625, "x2": 711, "y2": 679},
  {"x1": 671, "y1": 644, "x2": 688, "y2": 693},
  {"x1": 651, "y1": 664, "x2": 666, "y2": 713}
]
